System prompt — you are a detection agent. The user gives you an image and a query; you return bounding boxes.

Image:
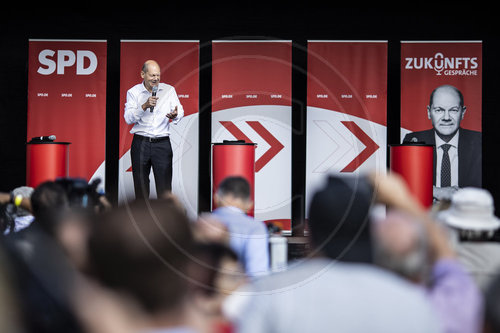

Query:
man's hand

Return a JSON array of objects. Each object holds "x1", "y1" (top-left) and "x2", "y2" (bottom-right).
[
  {"x1": 368, "y1": 171, "x2": 422, "y2": 214},
  {"x1": 0, "y1": 192, "x2": 32, "y2": 212},
  {"x1": 142, "y1": 96, "x2": 158, "y2": 111},
  {"x1": 166, "y1": 106, "x2": 178, "y2": 119},
  {"x1": 433, "y1": 186, "x2": 459, "y2": 202},
  {"x1": 0, "y1": 192, "x2": 10, "y2": 204},
  {"x1": 193, "y1": 213, "x2": 230, "y2": 245}
]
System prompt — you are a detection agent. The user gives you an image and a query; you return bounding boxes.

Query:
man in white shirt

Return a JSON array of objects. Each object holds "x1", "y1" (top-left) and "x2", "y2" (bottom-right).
[
  {"x1": 403, "y1": 84, "x2": 482, "y2": 201},
  {"x1": 124, "y1": 60, "x2": 184, "y2": 199}
]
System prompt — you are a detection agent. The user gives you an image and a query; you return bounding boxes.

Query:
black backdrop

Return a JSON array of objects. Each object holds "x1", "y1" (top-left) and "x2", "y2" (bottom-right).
[{"x1": 1, "y1": 5, "x2": 499, "y2": 225}]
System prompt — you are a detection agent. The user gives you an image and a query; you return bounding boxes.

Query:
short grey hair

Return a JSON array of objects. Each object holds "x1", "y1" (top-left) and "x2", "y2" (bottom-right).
[{"x1": 373, "y1": 212, "x2": 430, "y2": 282}]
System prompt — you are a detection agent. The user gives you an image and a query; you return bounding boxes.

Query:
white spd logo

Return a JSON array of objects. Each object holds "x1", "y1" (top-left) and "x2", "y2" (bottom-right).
[
  {"x1": 405, "y1": 52, "x2": 479, "y2": 76},
  {"x1": 37, "y1": 49, "x2": 98, "y2": 75}
]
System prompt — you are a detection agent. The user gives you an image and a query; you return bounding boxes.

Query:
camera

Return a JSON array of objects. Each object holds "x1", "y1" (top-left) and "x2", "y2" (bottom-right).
[{"x1": 55, "y1": 177, "x2": 105, "y2": 212}]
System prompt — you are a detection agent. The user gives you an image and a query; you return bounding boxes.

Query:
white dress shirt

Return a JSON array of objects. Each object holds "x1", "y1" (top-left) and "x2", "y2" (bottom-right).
[
  {"x1": 124, "y1": 82, "x2": 184, "y2": 137},
  {"x1": 435, "y1": 130, "x2": 459, "y2": 187}
]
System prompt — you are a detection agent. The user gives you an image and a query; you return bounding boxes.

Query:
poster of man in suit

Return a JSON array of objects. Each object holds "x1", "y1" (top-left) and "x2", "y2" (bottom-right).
[{"x1": 400, "y1": 42, "x2": 482, "y2": 201}]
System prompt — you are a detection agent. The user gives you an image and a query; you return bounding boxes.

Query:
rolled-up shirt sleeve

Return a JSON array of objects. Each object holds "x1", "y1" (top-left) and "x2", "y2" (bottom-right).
[{"x1": 124, "y1": 89, "x2": 144, "y2": 125}]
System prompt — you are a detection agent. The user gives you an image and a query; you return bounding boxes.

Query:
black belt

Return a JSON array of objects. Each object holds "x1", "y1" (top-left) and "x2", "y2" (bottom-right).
[{"x1": 134, "y1": 134, "x2": 170, "y2": 143}]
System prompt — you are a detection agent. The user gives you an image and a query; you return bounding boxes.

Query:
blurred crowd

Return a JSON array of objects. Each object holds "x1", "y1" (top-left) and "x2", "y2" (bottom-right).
[{"x1": 0, "y1": 171, "x2": 500, "y2": 333}]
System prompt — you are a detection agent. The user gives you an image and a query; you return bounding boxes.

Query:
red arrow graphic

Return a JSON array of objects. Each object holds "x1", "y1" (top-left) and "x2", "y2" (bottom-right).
[
  {"x1": 340, "y1": 121, "x2": 379, "y2": 173},
  {"x1": 219, "y1": 121, "x2": 284, "y2": 172},
  {"x1": 219, "y1": 121, "x2": 252, "y2": 143},
  {"x1": 246, "y1": 121, "x2": 284, "y2": 172}
]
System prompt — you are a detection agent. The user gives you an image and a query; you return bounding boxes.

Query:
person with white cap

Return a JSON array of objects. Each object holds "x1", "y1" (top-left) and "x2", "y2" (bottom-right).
[{"x1": 436, "y1": 187, "x2": 500, "y2": 293}]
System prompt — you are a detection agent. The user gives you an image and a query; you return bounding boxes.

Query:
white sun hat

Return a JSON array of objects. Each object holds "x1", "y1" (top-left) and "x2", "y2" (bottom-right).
[{"x1": 437, "y1": 187, "x2": 500, "y2": 231}]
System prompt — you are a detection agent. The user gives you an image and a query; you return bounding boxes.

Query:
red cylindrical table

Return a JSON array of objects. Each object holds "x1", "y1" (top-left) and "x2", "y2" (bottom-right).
[
  {"x1": 26, "y1": 142, "x2": 70, "y2": 188},
  {"x1": 389, "y1": 144, "x2": 434, "y2": 208},
  {"x1": 212, "y1": 141, "x2": 256, "y2": 215}
]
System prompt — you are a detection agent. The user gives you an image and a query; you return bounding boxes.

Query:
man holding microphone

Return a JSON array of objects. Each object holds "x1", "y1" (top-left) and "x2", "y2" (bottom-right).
[{"x1": 124, "y1": 60, "x2": 183, "y2": 199}]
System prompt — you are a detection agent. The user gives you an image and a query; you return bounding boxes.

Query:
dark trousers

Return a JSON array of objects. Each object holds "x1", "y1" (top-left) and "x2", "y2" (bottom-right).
[{"x1": 130, "y1": 134, "x2": 173, "y2": 200}]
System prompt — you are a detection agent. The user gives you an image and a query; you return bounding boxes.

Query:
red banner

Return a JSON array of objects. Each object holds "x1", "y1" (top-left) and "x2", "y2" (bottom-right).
[
  {"x1": 27, "y1": 39, "x2": 107, "y2": 186},
  {"x1": 118, "y1": 41, "x2": 199, "y2": 217},
  {"x1": 401, "y1": 41, "x2": 482, "y2": 133},
  {"x1": 212, "y1": 41, "x2": 292, "y2": 111},
  {"x1": 401, "y1": 41, "x2": 482, "y2": 189},
  {"x1": 308, "y1": 41, "x2": 387, "y2": 126},
  {"x1": 212, "y1": 41, "x2": 292, "y2": 232},
  {"x1": 306, "y1": 41, "x2": 388, "y2": 216}
]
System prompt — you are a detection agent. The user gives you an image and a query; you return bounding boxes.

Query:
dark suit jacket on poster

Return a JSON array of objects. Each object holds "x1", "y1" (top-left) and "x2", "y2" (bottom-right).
[{"x1": 403, "y1": 128, "x2": 482, "y2": 188}]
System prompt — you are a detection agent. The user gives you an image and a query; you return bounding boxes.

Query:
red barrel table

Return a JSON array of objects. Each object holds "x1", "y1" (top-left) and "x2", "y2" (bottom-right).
[
  {"x1": 212, "y1": 141, "x2": 256, "y2": 215},
  {"x1": 389, "y1": 144, "x2": 434, "y2": 208},
  {"x1": 26, "y1": 142, "x2": 70, "y2": 188}
]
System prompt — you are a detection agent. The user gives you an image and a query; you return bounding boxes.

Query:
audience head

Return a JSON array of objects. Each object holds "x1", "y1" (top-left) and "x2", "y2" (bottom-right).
[
  {"x1": 215, "y1": 176, "x2": 252, "y2": 212},
  {"x1": 307, "y1": 175, "x2": 374, "y2": 263},
  {"x1": 30, "y1": 180, "x2": 70, "y2": 236},
  {"x1": 436, "y1": 187, "x2": 500, "y2": 241},
  {"x1": 373, "y1": 209, "x2": 430, "y2": 283},
  {"x1": 190, "y1": 242, "x2": 245, "y2": 296},
  {"x1": 87, "y1": 198, "x2": 195, "y2": 315}
]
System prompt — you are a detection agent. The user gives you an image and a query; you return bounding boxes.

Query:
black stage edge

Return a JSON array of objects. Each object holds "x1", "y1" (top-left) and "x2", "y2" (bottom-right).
[
  {"x1": 104, "y1": 38, "x2": 120, "y2": 206},
  {"x1": 198, "y1": 39, "x2": 213, "y2": 214},
  {"x1": 386, "y1": 39, "x2": 401, "y2": 158},
  {"x1": 291, "y1": 39, "x2": 307, "y2": 237}
]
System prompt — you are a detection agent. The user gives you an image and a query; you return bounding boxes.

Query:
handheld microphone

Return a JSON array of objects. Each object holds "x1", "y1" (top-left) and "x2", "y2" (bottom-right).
[
  {"x1": 30, "y1": 135, "x2": 56, "y2": 142},
  {"x1": 150, "y1": 85, "x2": 158, "y2": 112}
]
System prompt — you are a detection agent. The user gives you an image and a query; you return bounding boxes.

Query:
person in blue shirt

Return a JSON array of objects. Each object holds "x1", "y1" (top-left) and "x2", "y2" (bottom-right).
[{"x1": 210, "y1": 176, "x2": 270, "y2": 279}]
